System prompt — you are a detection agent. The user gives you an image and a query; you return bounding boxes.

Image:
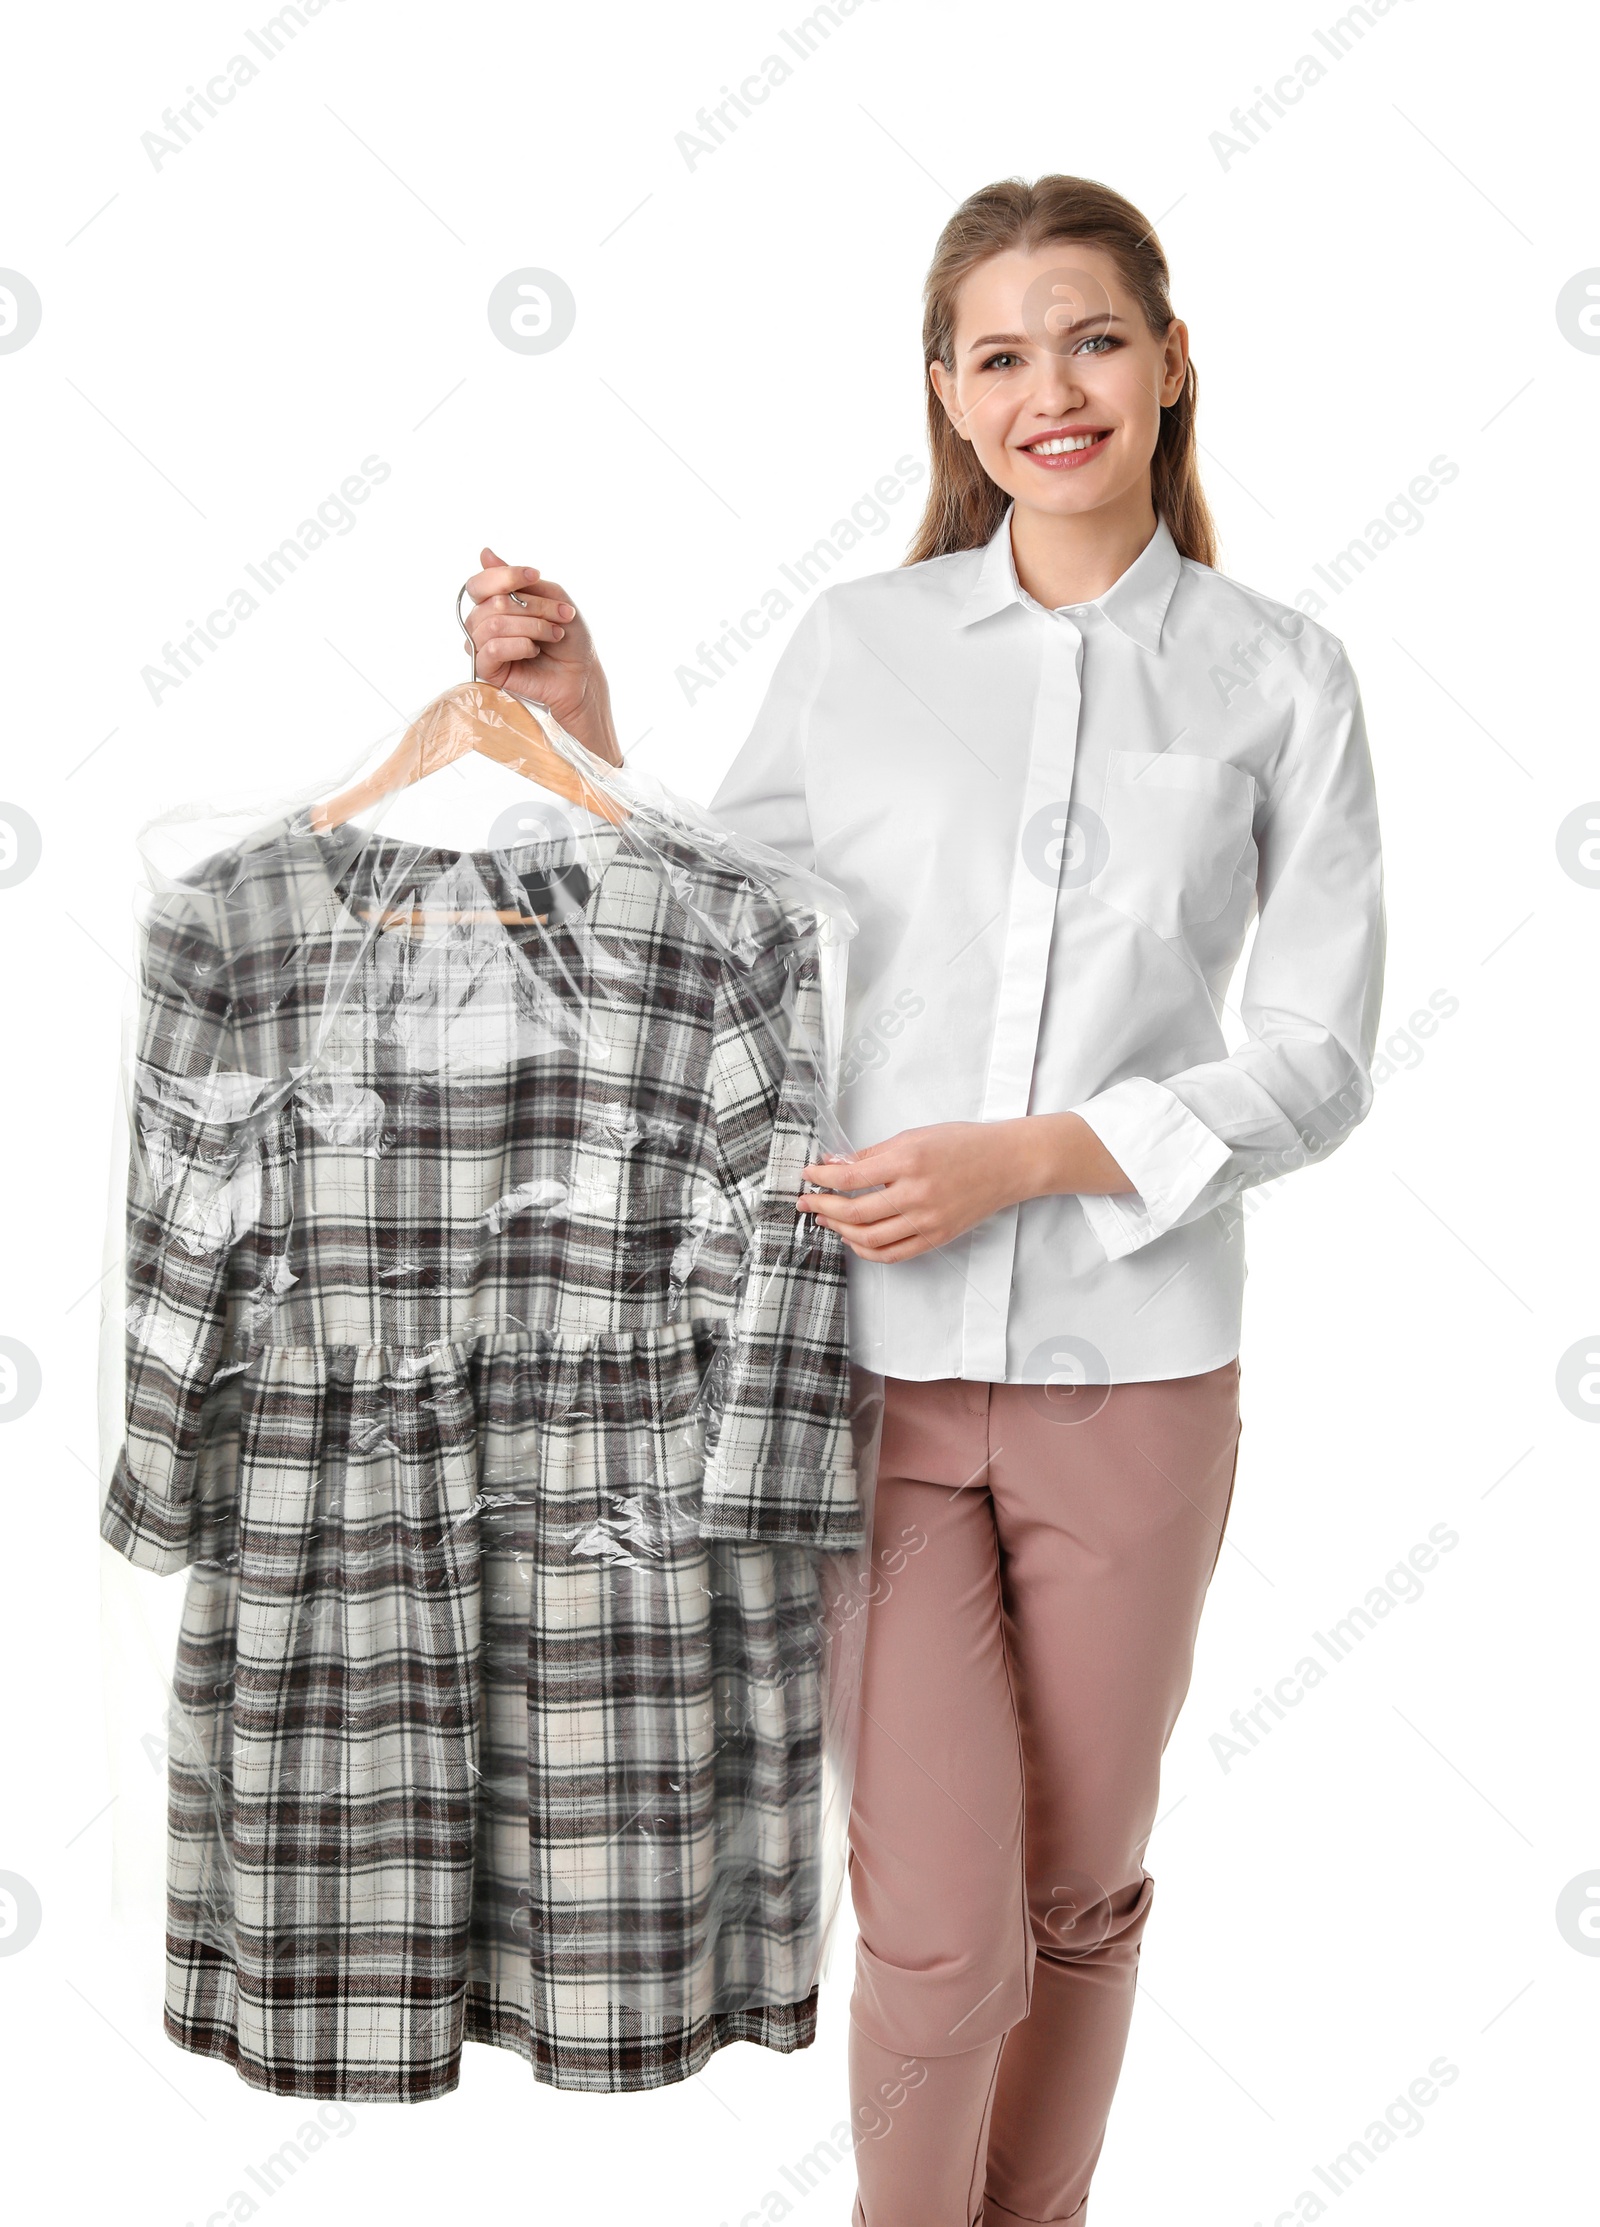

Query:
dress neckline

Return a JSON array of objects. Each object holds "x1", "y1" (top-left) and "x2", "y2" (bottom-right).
[{"x1": 285, "y1": 806, "x2": 629, "y2": 949}]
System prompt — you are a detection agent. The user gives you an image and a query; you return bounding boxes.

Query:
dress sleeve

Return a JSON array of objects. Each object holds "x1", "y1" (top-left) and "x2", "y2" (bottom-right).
[
  {"x1": 1068, "y1": 643, "x2": 1387, "y2": 1258},
  {"x1": 697, "y1": 893, "x2": 863, "y2": 1551},
  {"x1": 99, "y1": 888, "x2": 256, "y2": 1574}
]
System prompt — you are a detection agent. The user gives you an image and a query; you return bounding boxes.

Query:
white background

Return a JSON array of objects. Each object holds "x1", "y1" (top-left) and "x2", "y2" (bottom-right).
[{"x1": 1, "y1": 1, "x2": 1594, "y2": 2220}]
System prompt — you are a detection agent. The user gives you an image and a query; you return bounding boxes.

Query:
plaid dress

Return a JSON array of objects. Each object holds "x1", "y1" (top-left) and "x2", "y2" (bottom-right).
[{"x1": 100, "y1": 800, "x2": 868, "y2": 2099}]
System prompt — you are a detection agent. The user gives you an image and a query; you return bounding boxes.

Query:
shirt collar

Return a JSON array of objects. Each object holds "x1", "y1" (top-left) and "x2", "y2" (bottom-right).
[{"x1": 956, "y1": 501, "x2": 1182, "y2": 651}]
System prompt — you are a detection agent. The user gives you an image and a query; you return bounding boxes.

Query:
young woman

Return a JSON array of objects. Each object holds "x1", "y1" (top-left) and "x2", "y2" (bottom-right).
[{"x1": 465, "y1": 174, "x2": 1385, "y2": 2227}]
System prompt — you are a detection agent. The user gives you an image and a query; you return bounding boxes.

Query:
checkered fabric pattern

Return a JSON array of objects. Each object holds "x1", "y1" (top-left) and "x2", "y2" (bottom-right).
[{"x1": 101, "y1": 807, "x2": 866, "y2": 2097}]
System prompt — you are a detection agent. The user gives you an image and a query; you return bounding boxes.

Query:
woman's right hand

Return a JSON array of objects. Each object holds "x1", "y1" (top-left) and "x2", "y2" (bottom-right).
[{"x1": 462, "y1": 547, "x2": 622, "y2": 766}]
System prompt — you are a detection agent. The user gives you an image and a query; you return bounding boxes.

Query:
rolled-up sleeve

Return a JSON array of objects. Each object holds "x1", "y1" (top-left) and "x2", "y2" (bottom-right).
[{"x1": 1069, "y1": 643, "x2": 1386, "y2": 1259}]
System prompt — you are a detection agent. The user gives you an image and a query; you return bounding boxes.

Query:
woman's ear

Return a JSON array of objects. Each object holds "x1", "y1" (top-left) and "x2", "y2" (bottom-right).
[
  {"x1": 1160, "y1": 319, "x2": 1190, "y2": 409},
  {"x1": 927, "y1": 359, "x2": 973, "y2": 443}
]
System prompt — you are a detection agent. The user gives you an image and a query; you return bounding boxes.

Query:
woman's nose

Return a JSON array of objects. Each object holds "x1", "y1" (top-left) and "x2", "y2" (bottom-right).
[{"x1": 1030, "y1": 370, "x2": 1087, "y2": 418}]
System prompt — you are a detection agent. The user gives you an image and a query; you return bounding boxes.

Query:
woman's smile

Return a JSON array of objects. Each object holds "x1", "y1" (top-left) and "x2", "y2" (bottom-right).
[{"x1": 1016, "y1": 425, "x2": 1114, "y2": 470}]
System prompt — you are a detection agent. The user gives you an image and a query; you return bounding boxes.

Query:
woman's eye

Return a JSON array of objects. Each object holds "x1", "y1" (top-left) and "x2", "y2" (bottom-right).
[{"x1": 978, "y1": 336, "x2": 1121, "y2": 371}]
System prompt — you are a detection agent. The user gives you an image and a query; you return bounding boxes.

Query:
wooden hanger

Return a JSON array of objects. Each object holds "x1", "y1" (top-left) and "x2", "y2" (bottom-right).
[{"x1": 310, "y1": 580, "x2": 626, "y2": 928}]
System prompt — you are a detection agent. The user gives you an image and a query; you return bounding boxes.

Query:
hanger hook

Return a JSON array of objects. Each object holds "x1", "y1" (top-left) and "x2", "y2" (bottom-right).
[
  {"x1": 457, "y1": 576, "x2": 531, "y2": 685},
  {"x1": 455, "y1": 580, "x2": 479, "y2": 682}
]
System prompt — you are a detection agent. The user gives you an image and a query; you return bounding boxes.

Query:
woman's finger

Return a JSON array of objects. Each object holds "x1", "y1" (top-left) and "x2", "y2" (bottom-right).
[
  {"x1": 480, "y1": 590, "x2": 574, "y2": 624},
  {"x1": 809, "y1": 1201, "x2": 925, "y2": 1242},
  {"x1": 468, "y1": 553, "x2": 585, "y2": 620},
  {"x1": 797, "y1": 1187, "x2": 900, "y2": 1227},
  {"x1": 466, "y1": 556, "x2": 544, "y2": 607},
  {"x1": 470, "y1": 610, "x2": 568, "y2": 652},
  {"x1": 836, "y1": 1217, "x2": 931, "y2": 1257},
  {"x1": 801, "y1": 1133, "x2": 902, "y2": 1184},
  {"x1": 800, "y1": 1159, "x2": 892, "y2": 1194},
  {"x1": 467, "y1": 594, "x2": 574, "y2": 640}
]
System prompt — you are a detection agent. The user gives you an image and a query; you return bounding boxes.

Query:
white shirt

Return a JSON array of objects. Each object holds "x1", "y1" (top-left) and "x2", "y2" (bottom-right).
[{"x1": 709, "y1": 505, "x2": 1386, "y2": 1385}]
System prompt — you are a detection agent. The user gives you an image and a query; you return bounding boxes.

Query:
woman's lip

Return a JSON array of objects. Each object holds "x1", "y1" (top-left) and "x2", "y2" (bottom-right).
[{"x1": 1017, "y1": 430, "x2": 1114, "y2": 471}]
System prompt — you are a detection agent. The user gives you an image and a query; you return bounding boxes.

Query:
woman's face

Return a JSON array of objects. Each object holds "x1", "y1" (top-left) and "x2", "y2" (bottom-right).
[{"x1": 928, "y1": 242, "x2": 1188, "y2": 527}]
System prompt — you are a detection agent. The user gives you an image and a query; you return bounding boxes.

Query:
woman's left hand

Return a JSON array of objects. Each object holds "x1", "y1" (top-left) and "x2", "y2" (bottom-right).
[{"x1": 797, "y1": 1115, "x2": 1131, "y2": 1264}]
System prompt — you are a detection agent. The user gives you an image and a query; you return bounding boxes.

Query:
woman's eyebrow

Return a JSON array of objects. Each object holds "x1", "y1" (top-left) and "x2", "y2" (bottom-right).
[{"x1": 966, "y1": 314, "x2": 1125, "y2": 352}]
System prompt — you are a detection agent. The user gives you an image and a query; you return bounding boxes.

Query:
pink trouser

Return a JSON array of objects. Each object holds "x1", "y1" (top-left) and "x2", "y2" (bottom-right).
[{"x1": 846, "y1": 1361, "x2": 1243, "y2": 2227}]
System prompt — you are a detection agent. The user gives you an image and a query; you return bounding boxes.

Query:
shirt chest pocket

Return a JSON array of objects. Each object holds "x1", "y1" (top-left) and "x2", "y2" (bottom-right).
[{"x1": 1090, "y1": 750, "x2": 1257, "y2": 942}]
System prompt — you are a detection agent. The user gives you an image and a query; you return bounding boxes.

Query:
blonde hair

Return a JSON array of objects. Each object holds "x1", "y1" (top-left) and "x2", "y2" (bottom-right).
[{"x1": 906, "y1": 173, "x2": 1217, "y2": 569}]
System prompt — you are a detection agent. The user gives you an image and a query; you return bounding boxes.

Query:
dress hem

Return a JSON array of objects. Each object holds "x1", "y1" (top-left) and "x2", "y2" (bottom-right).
[{"x1": 161, "y1": 1980, "x2": 821, "y2": 2100}]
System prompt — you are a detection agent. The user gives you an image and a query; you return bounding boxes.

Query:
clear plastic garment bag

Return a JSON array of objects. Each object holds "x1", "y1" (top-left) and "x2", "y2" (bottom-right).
[{"x1": 97, "y1": 604, "x2": 882, "y2": 2101}]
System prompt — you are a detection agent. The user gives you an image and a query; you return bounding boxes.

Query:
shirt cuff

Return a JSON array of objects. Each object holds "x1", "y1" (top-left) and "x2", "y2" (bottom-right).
[
  {"x1": 1066, "y1": 1078, "x2": 1234, "y2": 1261},
  {"x1": 98, "y1": 1445, "x2": 196, "y2": 1575}
]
